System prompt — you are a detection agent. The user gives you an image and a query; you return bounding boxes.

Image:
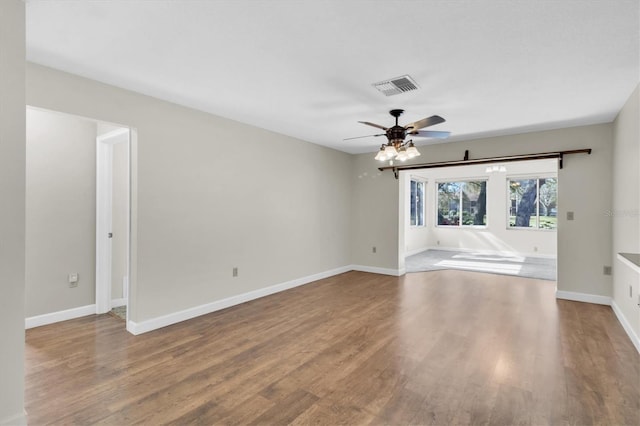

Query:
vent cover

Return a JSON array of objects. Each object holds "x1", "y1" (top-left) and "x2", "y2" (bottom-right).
[{"x1": 372, "y1": 75, "x2": 419, "y2": 96}]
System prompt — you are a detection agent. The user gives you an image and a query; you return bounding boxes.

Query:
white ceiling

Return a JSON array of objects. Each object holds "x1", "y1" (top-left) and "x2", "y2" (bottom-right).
[{"x1": 26, "y1": 0, "x2": 639, "y2": 154}]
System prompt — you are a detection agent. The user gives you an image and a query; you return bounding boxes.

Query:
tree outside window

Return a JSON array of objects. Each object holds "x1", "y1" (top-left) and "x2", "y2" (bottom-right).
[
  {"x1": 438, "y1": 181, "x2": 487, "y2": 226},
  {"x1": 410, "y1": 180, "x2": 425, "y2": 226},
  {"x1": 509, "y1": 177, "x2": 557, "y2": 229}
]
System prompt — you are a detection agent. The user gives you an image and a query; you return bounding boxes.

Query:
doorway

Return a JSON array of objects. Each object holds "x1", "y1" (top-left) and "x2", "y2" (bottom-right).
[{"x1": 96, "y1": 127, "x2": 131, "y2": 322}]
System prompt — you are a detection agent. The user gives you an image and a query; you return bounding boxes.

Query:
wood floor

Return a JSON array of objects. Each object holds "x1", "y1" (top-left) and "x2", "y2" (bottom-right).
[{"x1": 25, "y1": 270, "x2": 639, "y2": 425}]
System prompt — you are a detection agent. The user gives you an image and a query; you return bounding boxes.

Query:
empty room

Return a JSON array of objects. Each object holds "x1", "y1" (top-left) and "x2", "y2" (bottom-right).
[{"x1": 1, "y1": 1, "x2": 639, "y2": 425}]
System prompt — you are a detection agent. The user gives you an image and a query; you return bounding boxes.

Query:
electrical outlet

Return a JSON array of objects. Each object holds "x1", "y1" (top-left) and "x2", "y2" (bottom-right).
[
  {"x1": 372, "y1": 246, "x2": 377, "y2": 254},
  {"x1": 68, "y1": 273, "x2": 79, "y2": 288},
  {"x1": 232, "y1": 267, "x2": 238, "y2": 277},
  {"x1": 566, "y1": 211, "x2": 574, "y2": 220},
  {"x1": 603, "y1": 266, "x2": 612, "y2": 276},
  {"x1": 533, "y1": 246, "x2": 538, "y2": 252},
  {"x1": 437, "y1": 240, "x2": 440, "y2": 245}
]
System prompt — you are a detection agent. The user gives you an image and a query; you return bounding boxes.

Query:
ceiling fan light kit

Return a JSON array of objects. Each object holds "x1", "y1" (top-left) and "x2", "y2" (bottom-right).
[
  {"x1": 346, "y1": 109, "x2": 449, "y2": 164},
  {"x1": 374, "y1": 139, "x2": 421, "y2": 163}
]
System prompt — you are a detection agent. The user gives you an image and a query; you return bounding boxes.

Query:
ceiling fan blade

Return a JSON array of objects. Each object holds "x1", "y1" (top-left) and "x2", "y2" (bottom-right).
[
  {"x1": 405, "y1": 115, "x2": 445, "y2": 131},
  {"x1": 343, "y1": 133, "x2": 385, "y2": 141},
  {"x1": 358, "y1": 121, "x2": 388, "y2": 131},
  {"x1": 409, "y1": 130, "x2": 451, "y2": 139}
]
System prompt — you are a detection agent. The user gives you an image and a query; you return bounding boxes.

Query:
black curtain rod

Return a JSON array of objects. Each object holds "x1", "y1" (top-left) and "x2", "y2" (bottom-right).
[{"x1": 379, "y1": 149, "x2": 592, "y2": 179}]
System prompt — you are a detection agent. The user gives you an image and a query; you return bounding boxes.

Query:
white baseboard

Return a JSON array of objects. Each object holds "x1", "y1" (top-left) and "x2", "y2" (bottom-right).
[
  {"x1": 611, "y1": 300, "x2": 640, "y2": 354},
  {"x1": 405, "y1": 247, "x2": 429, "y2": 257},
  {"x1": 556, "y1": 291, "x2": 639, "y2": 353},
  {"x1": 25, "y1": 304, "x2": 96, "y2": 329},
  {"x1": 427, "y1": 246, "x2": 557, "y2": 260},
  {"x1": 111, "y1": 298, "x2": 127, "y2": 308},
  {"x1": 350, "y1": 264, "x2": 406, "y2": 276},
  {"x1": 127, "y1": 265, "x2": 353, "y2": 335},
  {"x1": 22, "y1": 265, "x2": 405, "y2": 334},
  {"x1": 0, "y1": 410, "x2": 27, "y2": 426},
  {"x1": 555, "y1": 290, "x2": 611, "y2": 305}
]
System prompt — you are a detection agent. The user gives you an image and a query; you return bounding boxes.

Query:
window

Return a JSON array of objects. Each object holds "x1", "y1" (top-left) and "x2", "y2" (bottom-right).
[
  {"x1": 437, "y1": 180, "x2": 487, "y2": 226},
  {"x1": 508, "y1": 177, "x2": 557, "y2": 229},
  {"x1": 410, "y1": 180, "x2": 425, "y2": 226}
]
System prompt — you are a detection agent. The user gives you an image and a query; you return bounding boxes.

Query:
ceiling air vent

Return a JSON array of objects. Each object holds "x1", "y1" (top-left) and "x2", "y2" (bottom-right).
[{"x1": 372, "y1": 75, "x2": 419, "y2": 96}]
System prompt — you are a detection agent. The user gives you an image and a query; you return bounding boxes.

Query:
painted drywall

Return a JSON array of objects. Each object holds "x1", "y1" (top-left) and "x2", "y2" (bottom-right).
[
  {"x1": 26, "y1": 63, "x2": 352, "y2": 323},
  {"x1": 351, "y1": 154, "x2": 401, "y2": 271},
  {"x1": 612, "y1": 84, "x2": 640, "y2": 341},
  {"x1": 111, "y1": 140, "x2": 128, "y2": 302},
  {"x1": 25, "y1": 108, "x2": 97, "y2": 317},
  {"x1": 354, "y1": 123, "x2": 613, "y2": 296},
  {"x1": 402, "y1": 159, "x2": 558, "y2": 257},
  {"x1": 0, "y1": 1, "x2": 26, "y2": 424}
]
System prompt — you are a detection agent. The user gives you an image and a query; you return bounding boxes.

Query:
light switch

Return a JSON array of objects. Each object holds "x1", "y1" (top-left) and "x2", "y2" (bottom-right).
[{"x1": 567, "y1": 211, "x2": 574, "y2": 220}]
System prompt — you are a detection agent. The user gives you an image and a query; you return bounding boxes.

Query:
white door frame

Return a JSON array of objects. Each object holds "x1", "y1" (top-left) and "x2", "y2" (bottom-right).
[{"x1": 96, "y1": 128, "x2": 130, "y2": 315}]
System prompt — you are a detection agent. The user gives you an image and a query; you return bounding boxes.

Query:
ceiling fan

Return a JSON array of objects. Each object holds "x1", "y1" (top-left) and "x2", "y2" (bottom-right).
[{"x1": 345, "y1": 109, "x2": 450, "y2": 162}]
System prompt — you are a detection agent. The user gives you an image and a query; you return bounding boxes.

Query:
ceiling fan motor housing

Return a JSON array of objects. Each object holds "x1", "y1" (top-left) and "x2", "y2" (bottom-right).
[
  {"x1": 387, "y1": 109, "x2": 407, "y2": 144},
  {"x1": 387, "y1": 126, "x2": 406, "y2": 144}
]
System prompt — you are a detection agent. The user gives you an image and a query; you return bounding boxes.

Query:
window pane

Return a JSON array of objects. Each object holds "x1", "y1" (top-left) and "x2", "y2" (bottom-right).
[
  {"x1": 462, "y1": 181, "x2": 487, "y2": 226},
  {"x1": 509, "y1": 179, "x2": 537, "y2": 227},
  {"x1": 538, "y1": 178, "x2": 557, "y2": 229},
  {"x1": 438, "y1": 182, "x2": 460, "y2": 226},
  {"x1": 410, "y1": 180, "x2": 417, "y2": 226},
  {"x1": 417, "y1": 181, "x2": 424, "y2": 226}
]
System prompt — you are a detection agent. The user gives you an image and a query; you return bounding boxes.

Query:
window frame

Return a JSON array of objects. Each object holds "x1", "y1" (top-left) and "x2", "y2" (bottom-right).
[
  {"x1": 435, "y1": 178, "x2": 488, "y2": 228},
  {"x1": 506, "y1": 174, "x2": 557, "y2": 231},
  {"x1": 409, "y1": 178, "x2": 426, "y2": 228}
]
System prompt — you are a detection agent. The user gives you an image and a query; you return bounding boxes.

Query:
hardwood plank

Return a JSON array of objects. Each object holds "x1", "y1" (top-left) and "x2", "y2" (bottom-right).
[{"x1": 24, "y1": 270, "x2": 640, "y2": 425}]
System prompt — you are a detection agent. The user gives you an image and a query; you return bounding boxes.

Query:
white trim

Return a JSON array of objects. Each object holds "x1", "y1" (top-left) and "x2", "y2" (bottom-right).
[
  {"x1": 350, "y1": 265, "x2": 406, "y2": 276},
  {"x1": 122, "y1": 276, "x2": 129, "y2": 299},
  {"x1": 0, "y1": 410, "x2": 27, "y2": 426},
  {"x1": 611, "y1": 300, "x2": 640, "y2": 354},
  {"x1": 617, "y1": 252, "x2": 640, "y2": 274},
  {"x1": 95, "y1": 137, "x2": 113, "y2": 314},
  {"x1": 555, "y1": 290, "x2": 611, "y2": 306},
  {"x1": 405, "y1": 247, "x2": 429, "y2": 257},
  {"x1": 96, "y1": 129, "x2": 131, "y2": 315},
  {"x1": 25, "y1": 304, "x2": 96, "y2": 329},
  {"x1": 111, "y1": 298, "x2": 127, "y2": 308},
  {"x1": 127, "y1": 266, "x2": 353, "y2": 335}
]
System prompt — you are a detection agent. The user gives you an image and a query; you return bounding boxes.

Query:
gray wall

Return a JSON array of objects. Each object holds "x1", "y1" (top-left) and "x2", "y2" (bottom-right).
[
  {"x1": 25, "y1": 108, "x2": 97, "y2": 317},
  {"x1": 612, "y1": 84, "x2": 640, "y2": 340},
  {"x1": 352, "y1": 123, "x2": 614, "y2": 297},
  {"x1": 26, "y1": 62, "x2": 353, "y2": 323},
  {"x1": 350, "y1": 155, "x2": 401, "y2": 270},
  {"x1": 24, "y1": 61, "x2": 623, "y2": 319},
  {"x1": 0, "y1": 1, "x2": 25, "y2": 423}
]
